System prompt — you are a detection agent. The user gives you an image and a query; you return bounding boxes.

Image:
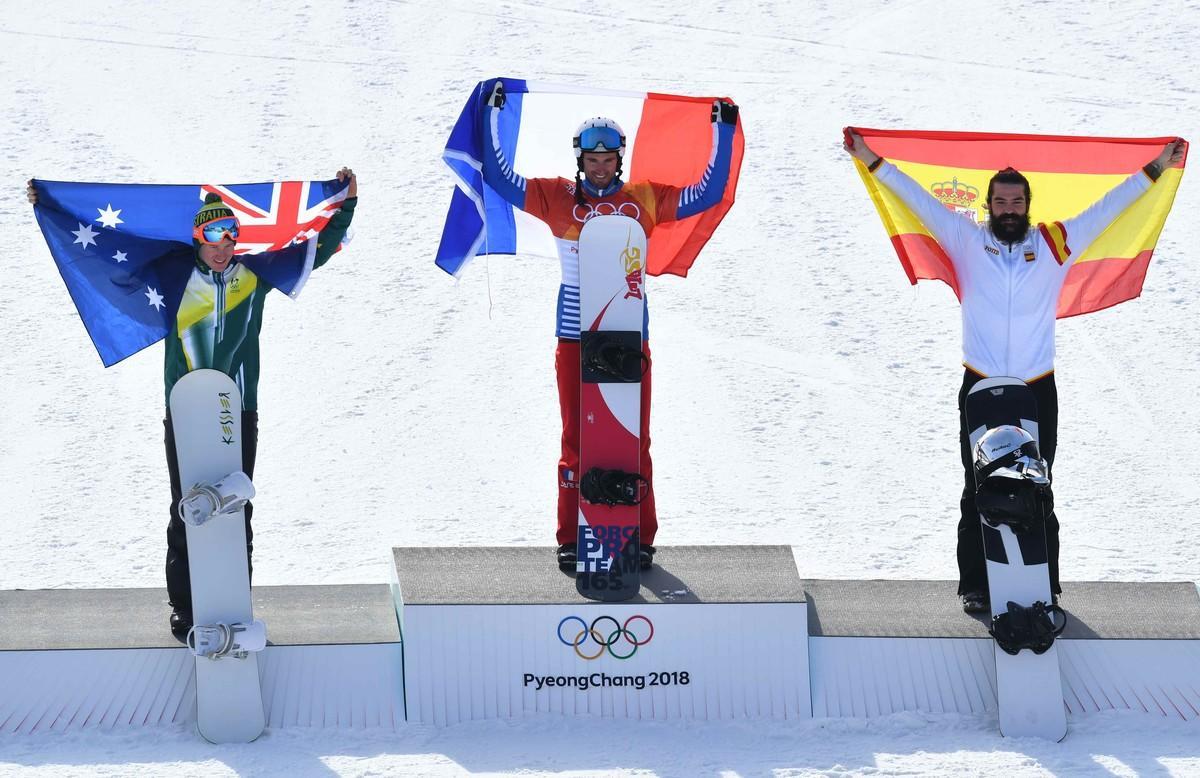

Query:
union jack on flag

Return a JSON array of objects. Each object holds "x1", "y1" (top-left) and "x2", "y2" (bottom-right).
[{"x1": 199, "y1": 181, "x2": 347, "y2": 255}]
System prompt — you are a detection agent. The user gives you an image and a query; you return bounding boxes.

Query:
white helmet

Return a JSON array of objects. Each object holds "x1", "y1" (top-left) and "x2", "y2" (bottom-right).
[
  {"x1": 973, "y1": 425, "x2": 1049, "y2": 484},
  {"x1": 573, "y1": 117, "x2": 626, "y2": 159}
]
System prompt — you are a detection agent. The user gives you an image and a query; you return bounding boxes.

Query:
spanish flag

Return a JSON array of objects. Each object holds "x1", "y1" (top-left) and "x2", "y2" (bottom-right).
[{"x1": 850, "y1": 128, "x2": 1187, "y2": 317}]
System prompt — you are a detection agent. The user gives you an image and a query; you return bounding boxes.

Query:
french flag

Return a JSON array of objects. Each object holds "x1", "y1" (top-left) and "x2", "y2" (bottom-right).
[{"x1": 436, "y1": 77, "x2": 745, "y2": 278}]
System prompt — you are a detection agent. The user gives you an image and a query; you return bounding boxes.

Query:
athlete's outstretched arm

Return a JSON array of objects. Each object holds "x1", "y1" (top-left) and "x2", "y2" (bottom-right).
[
  {"x1": 478, "y1": 80, "x2": 528, "y2": 209},
  {"x1": 673, "y1": 101, "x2": 738, "y2": 220},
  {"x1": 1050, "y1": 139, "x2": 1186, "y2": 267},
  {"x1": 844, "y1": 128, "x2": 971, "y2": 257}
]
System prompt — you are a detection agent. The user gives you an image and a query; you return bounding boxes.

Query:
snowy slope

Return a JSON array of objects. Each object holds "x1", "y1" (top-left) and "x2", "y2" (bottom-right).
[{"x1": 0, "y1": 1, "x2": 1197, "y2": 775}]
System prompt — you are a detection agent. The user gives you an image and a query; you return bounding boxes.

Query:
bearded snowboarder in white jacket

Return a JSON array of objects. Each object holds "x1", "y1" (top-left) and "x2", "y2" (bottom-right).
[{"x1": 844, "y1": 129, "x2": 1185, "y2": 613}]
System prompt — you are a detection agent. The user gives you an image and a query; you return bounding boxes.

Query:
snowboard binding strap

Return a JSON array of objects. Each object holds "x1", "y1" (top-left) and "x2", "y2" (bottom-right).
[
  {"x1": 989, "y1": 600, "x2": 1067, "y2": 655},
  {"x1": 582, "y1": 333, "x2": 648, "y2": 383},
  {"x1": 580, "y1": 467, "x2": 649, "y2": 507},
  {"x1": 976, "y1": 477, "x2": 1054, "y2": 534},
  {"x1": 187, "y1": 619, "x2": 268, "y2": 660},
  {"x1": 178, "y1": 471, "x2": 256, "y2": 527}
]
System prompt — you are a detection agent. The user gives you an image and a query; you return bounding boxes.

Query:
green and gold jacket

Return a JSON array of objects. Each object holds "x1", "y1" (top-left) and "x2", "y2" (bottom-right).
[{"x1": 164, "y1": 197, "x2": 357, "y2": 411}]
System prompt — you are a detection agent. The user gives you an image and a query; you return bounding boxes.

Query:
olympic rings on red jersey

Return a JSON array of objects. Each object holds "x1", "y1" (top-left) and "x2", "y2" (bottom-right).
[
  {"x1": 557, "y1": 614, "x2": 654, "y2": 660},
  {"x1": 572, "y1": 201, "x2": 642, "y2": 224}
]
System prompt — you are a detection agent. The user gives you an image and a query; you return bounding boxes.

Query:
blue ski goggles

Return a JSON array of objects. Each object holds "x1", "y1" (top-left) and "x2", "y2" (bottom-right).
[
  {"x1": 576, "y1": 126, "x2": 624, "y2": 155},
  {"x1": 193, "y1": 216, "x2": 241, "y2": 245}
]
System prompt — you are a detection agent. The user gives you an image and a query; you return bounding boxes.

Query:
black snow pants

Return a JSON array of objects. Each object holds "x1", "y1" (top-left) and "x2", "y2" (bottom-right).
[
  {"x1": 164, "y1": 411, "x2": 258, "y2": 617},
  {"x1": 956, "y1": 370, "x2": 1061, "y2": 596}
]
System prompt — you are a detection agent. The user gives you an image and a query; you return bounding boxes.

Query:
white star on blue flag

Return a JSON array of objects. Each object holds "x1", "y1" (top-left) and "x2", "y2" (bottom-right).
[
  {"x1": 72, "y1": 223, "x2": 99, "y2": 249},
  {"x1": 95, "y1": 204, "x2": 124, "y2": 229}
]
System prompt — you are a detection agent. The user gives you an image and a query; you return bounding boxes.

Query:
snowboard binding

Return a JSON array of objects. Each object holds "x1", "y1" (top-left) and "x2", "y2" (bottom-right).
[
  {"x1": 580, "y1": 467, "x2": 649, "y2": 507},
  {"x1": 179, "y1": 471, "x2": 256, "y2": 527},
  {"x1": 581, "y1": 332, "x2": 647, "y2": 383},
  {"x1": 975, "y1": 477, "x2": 1054, "y2": 534},
  {"x1": 973, "y1": 424, "x2": 1053, "y2": 534},
  {"x1": 187, "y1": 619, "x2": 268, "y2": 660},
  {"x1": 989, "y1": 600, "x2": 1067, "y2": 656}
]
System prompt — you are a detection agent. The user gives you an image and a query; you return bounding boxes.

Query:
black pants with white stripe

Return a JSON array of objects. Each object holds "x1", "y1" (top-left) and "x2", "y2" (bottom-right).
[
  {"x1": 164, "y1": 411, "x2": 258, "y2": 618},
  {"x1": 956, "y1": 370, "x2": 1061, "y2": 596}
]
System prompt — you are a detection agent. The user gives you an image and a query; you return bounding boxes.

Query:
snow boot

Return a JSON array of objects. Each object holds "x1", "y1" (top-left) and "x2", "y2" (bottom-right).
[
  {"x1": 170, "y1": 609, "x2": 193, "y2": 644},
  {"x1": 557, "y1": 542, "x2": 577, "y2": 571},
  {"x1": 962, "y1": 590, "x2": 989, "y2": 614}
]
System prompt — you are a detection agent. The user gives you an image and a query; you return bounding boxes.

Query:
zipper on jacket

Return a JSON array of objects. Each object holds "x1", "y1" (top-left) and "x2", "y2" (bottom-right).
[
  {"x1": 214, "y1": 269, "x2": 226, "y2": 345},
  {"x1": 1004, "y1": 241, "x2": 1014, "y2": 374}
]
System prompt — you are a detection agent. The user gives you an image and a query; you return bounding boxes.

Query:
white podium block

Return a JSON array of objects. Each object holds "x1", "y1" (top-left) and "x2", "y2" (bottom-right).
[
  {"x1": 392, "y1": 546, "x2": 811, "y2": 725},
  {"x1": 0, "y1": 585, "x2": 402, "y2": 733},
  {"x1": 803, "y1": 579, "x2": 1200, "y2": 722}
]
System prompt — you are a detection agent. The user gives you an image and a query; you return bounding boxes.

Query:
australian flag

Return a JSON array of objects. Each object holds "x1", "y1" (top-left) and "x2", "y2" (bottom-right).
[{"x1": 32, "y1": 179, "x2": 349, "y2": 367}]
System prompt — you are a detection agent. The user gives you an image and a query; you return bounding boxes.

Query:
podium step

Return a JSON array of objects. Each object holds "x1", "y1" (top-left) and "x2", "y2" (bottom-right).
[
  {"x1": 392, "y1": 545, "x2": 803, "y2": 605},
  {"x1": 0, "y1": 584, "x2": 397, "y2": 650},
  {"x1": 801, "y1": 579, "x2": 1200, "y2": 639}
]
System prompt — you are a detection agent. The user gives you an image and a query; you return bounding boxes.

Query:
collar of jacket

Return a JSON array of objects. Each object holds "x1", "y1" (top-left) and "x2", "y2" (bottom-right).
[
  {"x1": 987, "y1": 227, "x2": 1035, "y2": 254},
  {"x1": 580, "y1": 177, "x2": 624, "y2": 198}
]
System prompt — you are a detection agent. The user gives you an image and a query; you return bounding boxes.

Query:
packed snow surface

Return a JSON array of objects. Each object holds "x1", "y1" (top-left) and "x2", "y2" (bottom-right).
[{"x1": 1, "y1": 1, "x2": 1197, "y2": 775}]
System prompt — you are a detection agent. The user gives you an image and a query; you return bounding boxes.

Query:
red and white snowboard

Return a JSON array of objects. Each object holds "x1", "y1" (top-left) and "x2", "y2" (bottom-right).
[{"x1": 575, "y1": 215, "x2": 648, "y2": 602}]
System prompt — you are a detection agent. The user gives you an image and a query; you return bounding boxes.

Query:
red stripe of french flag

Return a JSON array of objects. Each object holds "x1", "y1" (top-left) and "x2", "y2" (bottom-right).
[{"x1": 628, "y1": 94, "x2": 745, "y2": 277}]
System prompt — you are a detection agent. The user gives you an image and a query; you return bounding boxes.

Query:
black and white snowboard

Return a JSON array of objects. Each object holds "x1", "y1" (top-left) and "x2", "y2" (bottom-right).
[
  {"x1": 169, "y1": 369, "x2": 266, "y2": 743},
  {"x1": 965, "y1": 376, "x2": 1066, "y2": 740},
  {"x1": 575, "y1": 215, "x2": 648, "y2": 601}
]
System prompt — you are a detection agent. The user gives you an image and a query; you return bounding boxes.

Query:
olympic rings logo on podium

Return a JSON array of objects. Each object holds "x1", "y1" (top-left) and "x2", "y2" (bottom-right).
[
  {"x1": 557, "y1": 615, "x2": 654, "y2": 660},
  {"x1": 572, "y1": 201, "x2": 641, "y2": 224}
]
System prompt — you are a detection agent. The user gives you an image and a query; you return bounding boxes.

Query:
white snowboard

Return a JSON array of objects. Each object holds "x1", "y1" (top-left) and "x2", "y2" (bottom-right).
[
  {"x1": 169, "y1": 369, "x2": 265, "y2": 744},
  {"x1": 966, "y1": 376, "x2": 1066, "y2": 741}
]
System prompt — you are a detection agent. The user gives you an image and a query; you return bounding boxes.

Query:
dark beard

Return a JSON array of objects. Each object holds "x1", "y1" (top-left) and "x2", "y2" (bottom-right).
[{"x1": 990, "y1": 212, "x2": 1030, "y2": 244}]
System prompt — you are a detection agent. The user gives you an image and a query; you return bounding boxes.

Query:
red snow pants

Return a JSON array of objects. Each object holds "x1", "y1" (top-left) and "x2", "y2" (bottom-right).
[{"x1": 554, "y1": 339, "x2": 657, "y2": 546}]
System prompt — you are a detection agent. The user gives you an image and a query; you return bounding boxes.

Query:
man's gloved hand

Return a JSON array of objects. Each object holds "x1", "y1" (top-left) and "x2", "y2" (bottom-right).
[
  {"x1": 712, "y1": 100, "x2": 738, "y2": 124},
  {"x1": 487, "y1": 80, "x2": 506, "y2": 109}
]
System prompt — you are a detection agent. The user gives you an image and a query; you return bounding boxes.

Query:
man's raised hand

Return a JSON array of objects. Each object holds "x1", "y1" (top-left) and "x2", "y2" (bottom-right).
[
  {"x1": 712, "y1": 100, "x2": 738, "y2": 124},
  {"x1": 336, "y1": 167, "x2": 357, "y2": 198},
  {"x1": 487, "y1": 80, "x2": 506, "y2": 109},
  {"x1": 1158, "y1": 139, "x2": 1187, "y2": 168},
  {"x1": 843, "y1": 128, "x2": 881, "y2": 168}
]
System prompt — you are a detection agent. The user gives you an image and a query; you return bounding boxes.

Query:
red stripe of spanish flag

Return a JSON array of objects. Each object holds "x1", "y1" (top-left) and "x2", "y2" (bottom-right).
[
  {"x1": 1038, "y1": 221, "x2": 1071, "y2": 265},
  {"x1": 851, "y1": 128, "x2": 1185, "y2": 174},
  {"x1": 850, "y1": 128, "x2": 1186, "y2": 318}
]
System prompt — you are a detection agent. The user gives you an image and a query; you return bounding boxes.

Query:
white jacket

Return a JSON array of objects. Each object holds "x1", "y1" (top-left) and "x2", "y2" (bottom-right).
[{"x1": 875, "y1": 162, "x2": 1153, "y2": 380}]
